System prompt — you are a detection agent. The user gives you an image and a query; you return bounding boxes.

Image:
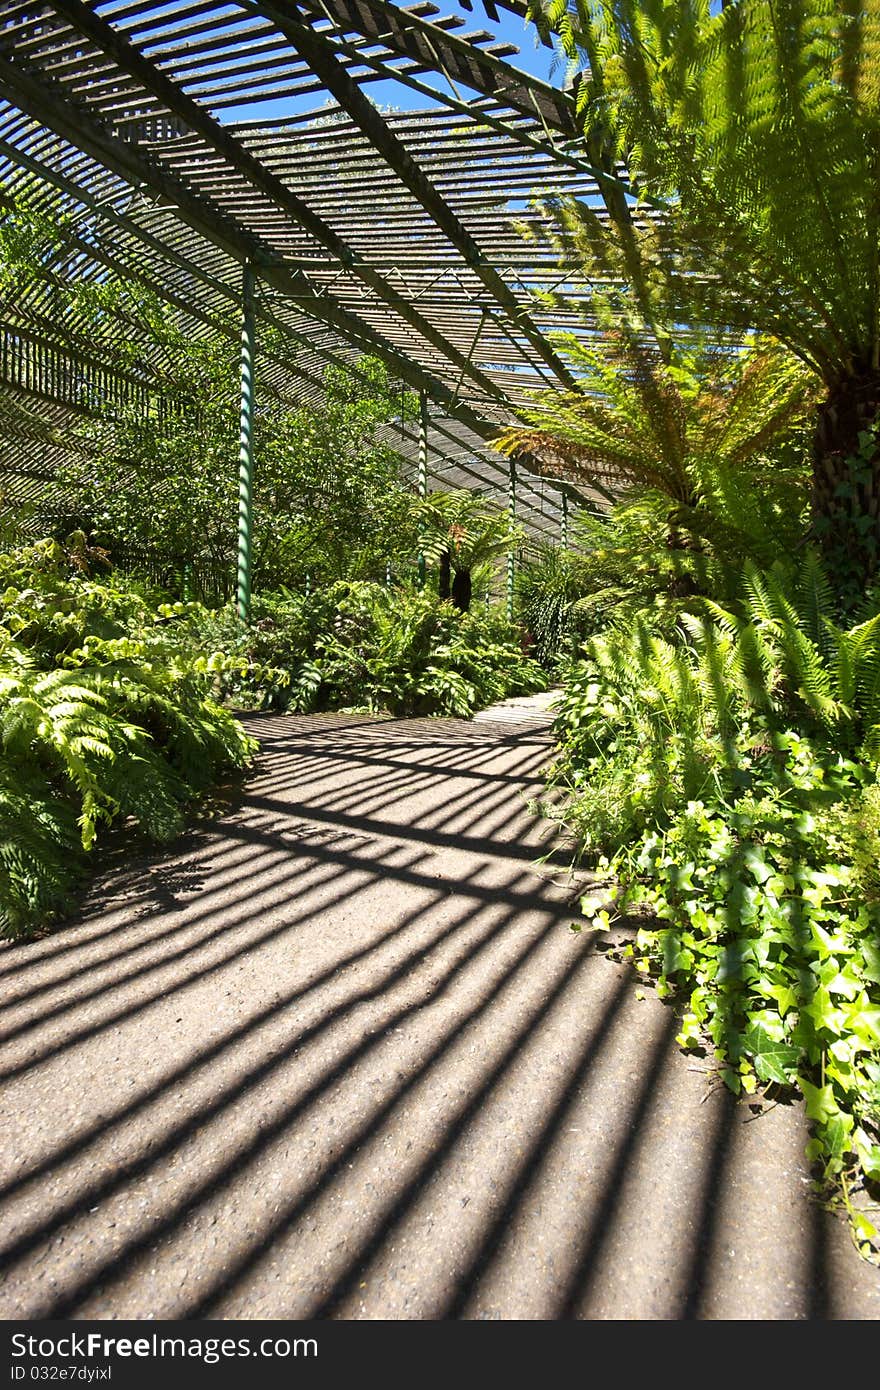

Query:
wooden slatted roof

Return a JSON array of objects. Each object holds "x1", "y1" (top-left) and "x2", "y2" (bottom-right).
[{"x1": 0, "y1": 0, "x2": 615, "y2": 540}]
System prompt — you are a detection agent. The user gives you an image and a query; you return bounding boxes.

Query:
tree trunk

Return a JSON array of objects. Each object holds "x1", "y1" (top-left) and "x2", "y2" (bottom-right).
[
  {"x1": 666, "y1": 507, "x2": 705, "y2": 598},
  {"x1": 451, "y1": 568, "x2": 472, "y2": 612},
  {"x1": 438, "y1": 548, "x2": 451, "y2": 600},
  {"x1": 813, "y1": 371, "x2": 880, "y2": 606}
]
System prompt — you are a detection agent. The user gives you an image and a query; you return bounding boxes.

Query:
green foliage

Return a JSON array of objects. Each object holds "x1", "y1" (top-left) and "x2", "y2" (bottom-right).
[
  {"x1": 812, "y1": 424, "x2": 880, "y2": 615},
  {"x1": 500, "y1": 317, "x2": 812, "y2": 518},
  {"x1": 0, "y1": 538, "x2": 255, "y2": 938},
  {"x1": 0, "y1": 196, "x2": 421, "y2": 592},
  {"x1": 531, "y1": 0, "x2": 880, "y2": 385},
  {"x1": 514, "y1": 441, "x2": 810, "y2": 665},
  {"x1": 196, "y1": 581, "x2": 546, "y2": 719},
  {"x1": 551, "y1": 553, "x2": 880, "y2": 1254},
  {"x1": 417, "y1": 490, "x2": 522, "y2": 573},
  {"x1": 414, "y1": 490, "x2": 523, "y2": 612},
  {"x1": 0, "y1": 756, "x2": 83, "y2": 939},
  {"x1": 498, "y1": 189, "x2": 814, "y2": 606},
  {"x1": 497, "y1": 183, "x2": 814, "y2": 641},
  {"x1": 0, "y1": 538, "x2": 542, "y2": 938},
  {"x1": 57, "y1": 325, "x2": 418, "y2": 592},
  {"x1": 527, "y1": 0, "x2": 880, "y2": 595},
  {"x1": 515, "y1": 543, "x2": 591, "y2": 669}
]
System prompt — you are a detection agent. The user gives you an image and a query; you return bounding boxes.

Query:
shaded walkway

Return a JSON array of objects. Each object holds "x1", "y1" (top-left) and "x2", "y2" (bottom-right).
[{"x1": 0, "y1": 712, "x2": 878, "y2": 1320}]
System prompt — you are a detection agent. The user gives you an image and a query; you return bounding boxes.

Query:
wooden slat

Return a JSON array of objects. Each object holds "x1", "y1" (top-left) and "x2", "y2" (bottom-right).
[{"x1": 0, "y1": 0, "x2": 629, "y2": 529}]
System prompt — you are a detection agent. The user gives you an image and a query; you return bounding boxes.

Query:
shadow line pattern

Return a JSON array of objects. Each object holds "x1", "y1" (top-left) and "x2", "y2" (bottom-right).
[{"x1": 1, "y1": 711, "x2": 874, "y2": 1320}]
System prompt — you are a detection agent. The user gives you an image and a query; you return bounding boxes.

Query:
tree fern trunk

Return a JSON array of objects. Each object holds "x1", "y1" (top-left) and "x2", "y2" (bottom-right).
[
  {"x1": 451, "y1": 569, "x2": 472, "y2": 612},
  {"x1": 813, "y1": 370, "x2": 880, "y2": 606},
  {"x1": 438, "y1": 549, "x2": 451, "y2": 600}
]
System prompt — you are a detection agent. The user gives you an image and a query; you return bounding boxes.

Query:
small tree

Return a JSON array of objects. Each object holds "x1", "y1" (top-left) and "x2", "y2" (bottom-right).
[
  {"x1": 416, "y1": 490, "x2": 523, "y2": 611},
  {"x1": 527, "y1": 0, "x2": 880, "y2": 601},
  {"x1": 59, "y1": 304, "x2": 419, "y2": 594},
  {"x1": 497, "y1": 195, "x2": 815, "y2": 597}
]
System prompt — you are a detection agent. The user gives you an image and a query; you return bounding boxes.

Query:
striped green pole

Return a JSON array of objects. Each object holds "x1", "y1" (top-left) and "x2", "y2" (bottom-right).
[
  {"x1": 561, "y1": 491, "x2": 569, "y2": 550},
  {"x1": 236, "y1": 261, "x2": 256, "y2": 622},
  {"x1": 417, "y1": 389, "x2": 428, "y2": 586},
  {"x1": 507, "y1": 456, "x2": 516, "y2": 619}
]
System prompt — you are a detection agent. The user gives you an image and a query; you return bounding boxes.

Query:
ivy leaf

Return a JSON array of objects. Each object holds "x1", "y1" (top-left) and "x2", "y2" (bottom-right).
[
  {"x1": 850, "y1": 1007, "x2": 880, "y2": 1045},
  {"x1": 765, "y1": 981, "x2": 799, "y2": 1016},
  {"x1": 821, "y1": 1110, "x2": 854, "y2": 1165},
  {"x1": 861, "y1": 943, "x2": 880, "y2": 985},
  {"x1": 716, "y1": 941, "x2": 751, "y2": 981},
  {"x1": 852, "y1": 1212, "x2": 878, "y2": 1245},
  {"x1": 823, "y1": 968, "x2": 862, "y2": 1000},
  {"x1": 855, "y1": 1137, "x2": 880, "y2": 1182},
  {"x1": 744, "y1": 1023, "x2": 800, "y2": 1084},
  {"x1": 742, "y1": 846, "x2": 772, "y2": 884},
  {"x1": 661, "y1": 932, "x2": 693, "y2": 975},
  {"x1": 799, "y1": 1076, "x2": 838, "y2": 1124}
]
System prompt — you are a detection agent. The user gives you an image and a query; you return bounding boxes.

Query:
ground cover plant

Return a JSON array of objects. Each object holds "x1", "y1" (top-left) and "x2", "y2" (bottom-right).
[
  {"x1": 0, "y1": 536, "x2": 255, "y2": 939},
  {"x1": 0, "y1": 538, "x2": 545, "y2": 939},
  {"x1": 547, "y1": 557, "x2": 880, "y2": 1253},
  {"x1": 516, "y1": 0, "x2": 880, "y2": 1253},
  {"x1": 196, "y1": 581, "x2": 546, "y2": 718}
]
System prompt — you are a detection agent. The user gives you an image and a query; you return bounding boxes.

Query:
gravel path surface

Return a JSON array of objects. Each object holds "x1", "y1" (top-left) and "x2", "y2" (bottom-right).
[{"x1": 1, "y1": 710, "x2": 878, "y2": 1320}]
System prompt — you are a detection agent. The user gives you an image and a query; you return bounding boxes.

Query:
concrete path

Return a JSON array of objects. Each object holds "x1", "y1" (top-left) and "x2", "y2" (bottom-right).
[{"x1": 0, "y1": 711, "x2": 878, "y2": 1320}]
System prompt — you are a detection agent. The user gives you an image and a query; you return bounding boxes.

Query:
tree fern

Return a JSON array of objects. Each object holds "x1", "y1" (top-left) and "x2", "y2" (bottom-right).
[
  {"x1": 516, "y1": 543, "x2": 589, "y2": 668},
  {"x1": 414, "y1": 490, "x2": 522, "y2": 612},
  {"x1": 526, "y1": 0, "x2": 880, "y2": 595},
  {"x1": 497, "y1": 191, "x2": 814, "y2": 594}
]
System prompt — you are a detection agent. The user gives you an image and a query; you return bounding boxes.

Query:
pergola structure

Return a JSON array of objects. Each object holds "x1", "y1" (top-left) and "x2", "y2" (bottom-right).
[{"x1": 0, "y1": 0, "x2": 622, "y2": 610}]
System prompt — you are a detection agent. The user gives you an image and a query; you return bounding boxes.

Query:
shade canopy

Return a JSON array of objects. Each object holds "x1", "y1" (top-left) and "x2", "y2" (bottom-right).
[{"x1": 0, "y1": 0, "x2": 621, "y2": 539}]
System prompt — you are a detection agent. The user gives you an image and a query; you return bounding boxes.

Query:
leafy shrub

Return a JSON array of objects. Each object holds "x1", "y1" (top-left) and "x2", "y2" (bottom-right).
[
  {"x1": 515, "y1": 544, "x2": 590, "y2": 671},
  {"x1": 197, "y1": 581, "x2": 547, "y2": 718},
  {"x1": 416, "y1": 489, "x2": 523, "y2": 612},
  {"x1": 0, "y1": 538, "x2": 255, "y2": 938},
  {"x1": 0, "y1": 540, "x2": 542, "y2": 937},
  {"x1": 550, "y1": 554, "x2": 880, "y2": 1253}
]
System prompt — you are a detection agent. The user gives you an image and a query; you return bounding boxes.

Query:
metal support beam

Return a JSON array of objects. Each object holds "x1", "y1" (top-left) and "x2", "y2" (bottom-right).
[
  {"x1": 288, "y1": 0, "x2": 574, "y2": 133},
  {"x1": 0, "y1": 52, "x2": 510, "y2": 438},
  {"x1": 561, "y1": 491, "x2": 569, "y2": 550},
  {"x1": 507, "y1": 455, "x2": 516, "y2": 619},
  {"x1": 418, "y1": 389, "x2": 428, "y2": 587},
  {"x1": 261, "y1": 3, "x2": 579, "y2": 390},
  {"x1": 237, "y1": 262, "x2": 256, "y2": 622},
  {"x1": 13, "y1": 0, "x2": 507, "y2": 406}
]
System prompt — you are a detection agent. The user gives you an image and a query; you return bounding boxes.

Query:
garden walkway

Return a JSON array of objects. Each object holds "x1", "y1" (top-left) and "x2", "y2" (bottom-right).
[{"x1": 1, "y1": 709, "x2": 879, "y2": 1320}]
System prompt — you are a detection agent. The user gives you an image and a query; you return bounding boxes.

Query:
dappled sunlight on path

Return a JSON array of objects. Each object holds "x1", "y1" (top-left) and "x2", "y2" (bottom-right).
[{"x1": 0, "y1": 713, "x2": 878, "y2": 1320}]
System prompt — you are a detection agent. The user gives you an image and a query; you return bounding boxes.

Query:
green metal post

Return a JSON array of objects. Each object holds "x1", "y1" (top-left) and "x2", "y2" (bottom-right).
[
  {"x1": 417, "y1": 389, "x2": 428, "y2": 586},
  {"x1": 236, "y1": 261, "x2": 256, "y2": 622},
  {"x1": 561, "y1": 492, "x2": 569, "y2": 551},
  {"x1": 507, "y1": 456, "x2": 516, "y2": 619}
]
